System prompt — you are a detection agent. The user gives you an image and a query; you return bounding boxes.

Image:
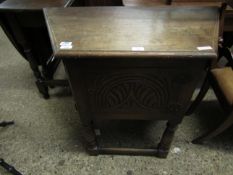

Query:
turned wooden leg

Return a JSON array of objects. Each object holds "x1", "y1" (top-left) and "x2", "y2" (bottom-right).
[
  {"x1": 26, "y1": 50, "x2": 49, "y2": 99},
  {"x1": 186, "y1": 75, "x2": 210, "y2": 115},
  {"x1": 4, "y1": 13, "x2": 49, "y2": 99},
  {"x1": 81, "y1": 122, "x2": 99, "y2": 155},
  {"x1": 42, "y1": 65, "x2": 53, "y2": 82},
  {"x1": 42, "y1": 64, "x2": 55, "y2": 89},
  {"x1": 42, "y1": 55, "x2": 61, "y2": 82},
  {"x1": 35, "y1": 79, "x2": 49, "y2": 99},
  {"x1": 25, "y1": 49, "x2": 42, "y2": 80},
  {"x1": 157, "y1": 121, "x2": 179, "y2": 158},
  {"x1": 192, "y1": 111, "x2": 233, "y2": 144},
  {"x1": 75, "y1": 104, "x2": 98, "y2": 155}
]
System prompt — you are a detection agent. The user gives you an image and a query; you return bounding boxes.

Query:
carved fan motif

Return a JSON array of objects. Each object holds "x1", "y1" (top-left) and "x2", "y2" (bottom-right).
[{"x1": 93, "y1": 74, "x2": 170, "y2": 110}]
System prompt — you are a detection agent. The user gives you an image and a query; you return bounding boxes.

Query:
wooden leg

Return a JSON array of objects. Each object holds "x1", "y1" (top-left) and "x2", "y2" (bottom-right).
[
  {"x1": 0, "y1": 121, "x2": 14, "y2": 127},
  {"x1": 192, "y1": 112, "x2": 233, "y2": 144},
  {"x1": 157, "y1": 121, "x2": 179, "y2": 158},
  {"x1": 4, "y1": 13, "x2": 50, "y2": 99},
  {"x1": 42, "y1": 55, "x2": 61, "y2": 81},
  {"x1": 4, "y1": 13, "x2": 42, "y2": 80},
  {"x1": 222, "y1": 47, "x2": 233, "y2": 68},
  {"x1": 25, "y1": 49, "x2": 42, "y2": 79},
  {"x1": 42, "y1": 64, "x2": 54, "y2": 89},
  {"x1": 81, "y1": 122, "x2": 99, "y2": 155},
  {"x1": 0, "y1": 159, "x2": 22, "y2": 175},
  {"x1": 186, "y1": 75, "x2": 210, "y2": 115},
  {"x1": 42, "y1": 65, "x2": 53, "y2": 82},
  {"x1": 74, "y1": 104, "x2": 98, "y2": 155},
  {"x1": 35, "y1": 79, "x2": 49, "y2": 99},
  {"x1": 26, "y1": 50, "x2": 49, "y2": 99}
]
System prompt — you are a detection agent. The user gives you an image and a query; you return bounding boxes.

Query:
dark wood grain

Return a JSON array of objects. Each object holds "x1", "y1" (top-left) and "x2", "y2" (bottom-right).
[
  {"x1": 0, "y1": 0, "x2": 74, "y2": 98},
  {"x1": 0, "y1": 0, "x2": 74, "y2": 10},
  {"x1": 44, "y1": 7, "x2": 219, "y2": 58},
  {"x1": 123, "y1": 0, "x2": 232, "y2": 34},
  {"x1": 75, "y1": 0, "x2": 123, "y2": 6},
  {"x1": 124, "y1": 0, "x2": 223, "y2": 6},
  {"x1": 45, "y1": 7, "x2": 219, "y2": 158}
]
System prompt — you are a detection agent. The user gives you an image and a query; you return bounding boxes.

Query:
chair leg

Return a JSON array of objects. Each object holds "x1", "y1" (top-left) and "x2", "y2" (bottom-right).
[
  {"x1": 0, "y1": 158, "x2": 23, "y2": 175},
  {"x1": 192, "y1": 112, "x2": 233, "y2": 144},
  {"x1": 223, "y1": 47, "x2": 233, "y2": 68},
  {"x1": 186, "y1": 75, "x2": 210, "y2": 115}
]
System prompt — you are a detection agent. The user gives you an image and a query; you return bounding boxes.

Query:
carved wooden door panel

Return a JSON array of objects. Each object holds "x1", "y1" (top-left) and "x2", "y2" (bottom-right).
[{"x1": 64, "y1": 58, "x2": 208, "y2": 121}]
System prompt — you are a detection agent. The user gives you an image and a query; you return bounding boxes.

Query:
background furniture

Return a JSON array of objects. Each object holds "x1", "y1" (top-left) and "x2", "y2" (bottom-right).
[
  {"x1": 73, "y1": 0, "x2": 124, "y2": 6},
  {"x1": 124, "y1": 0, "x2": 221, "y2": 6},
  {"x1": 0, "y1": 0, "x2": 75, "y2": 98},
  {"x1": 186, "y1": 0, "x2": 233, "y2": 115},
  {"x1": 124, "y1": 0, "x2": 233, "y2": 33},
  {"x1": 183, "y1": 0, "x2": 233, "y2": 143},
  {"x1": 45, "y1": 6, "x2": 219, "y2": 158},
  {"x1": 73, "y1": 0, "x2": 172, "y2": 6},
  {"x1": 192, "y1": 65, "x2": 233, "y2": 143}
]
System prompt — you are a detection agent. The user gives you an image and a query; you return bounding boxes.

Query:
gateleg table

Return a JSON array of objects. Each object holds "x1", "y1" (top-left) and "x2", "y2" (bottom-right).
[{"x1": 0, "y1": 0, "x2": 75, "y2": 98}]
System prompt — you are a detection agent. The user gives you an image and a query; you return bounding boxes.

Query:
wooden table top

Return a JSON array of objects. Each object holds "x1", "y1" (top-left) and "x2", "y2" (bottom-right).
[
  {"x1": 44, "y1": 7, "x2": 219, "y2": 59},
  {"x1": 0, "y1": 0, "x2": 74, "y2": 10}
]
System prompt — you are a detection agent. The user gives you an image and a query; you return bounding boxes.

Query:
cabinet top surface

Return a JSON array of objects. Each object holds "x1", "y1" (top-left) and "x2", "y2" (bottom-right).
[
  {"x1": 44, "y1": 7, "x2": 219, "y2": 58},
  {"x1": 0, "y1": 0, "x2": 73, "y2": 10}
]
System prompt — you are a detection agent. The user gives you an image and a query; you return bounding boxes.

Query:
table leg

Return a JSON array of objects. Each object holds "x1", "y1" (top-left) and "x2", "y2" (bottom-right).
[
  {"x1": 4, "y1": 13, "x2": 49, "y2": 99},
  {"x1": 81, "y1": 121, "x2": 98, "y2": 155},
  {"x1": 157, "y1": 121, "x2": 179, "y2": 158},
  {"x1": 74, "y1": 104, "x2": 98, "y2": 155},
  {"x1": 24, "y1": 49, "x2": 49, "y2": 99},
  {"x1": 42, "y1": 55, "x2": 61, "y2": 82},
  {"x1": 24, "y1": 48, "x2": 49, "y2": 99}
]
